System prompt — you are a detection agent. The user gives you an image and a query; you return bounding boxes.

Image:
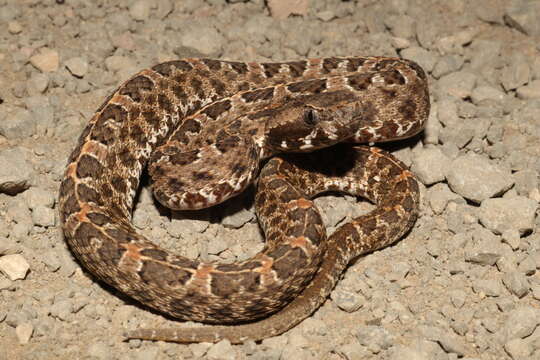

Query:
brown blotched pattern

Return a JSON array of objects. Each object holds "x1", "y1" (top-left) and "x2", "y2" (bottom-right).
[{"x1": 58, "y1": 56, "x2": 429, "y2": 344}]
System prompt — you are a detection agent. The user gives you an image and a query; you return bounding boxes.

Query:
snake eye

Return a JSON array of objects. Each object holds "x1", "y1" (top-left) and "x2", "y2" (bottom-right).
[{"x1": 303, "y1": 108, "x2": 319, "y2": 126}]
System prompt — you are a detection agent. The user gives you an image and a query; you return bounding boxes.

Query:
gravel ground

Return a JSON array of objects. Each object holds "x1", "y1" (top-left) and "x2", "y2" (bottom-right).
[{"x1": 1, "y1": 0, "x2": 540, "y2": 359}]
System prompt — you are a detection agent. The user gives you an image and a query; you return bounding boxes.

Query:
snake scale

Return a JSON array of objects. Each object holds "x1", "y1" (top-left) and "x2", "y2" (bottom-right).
[{"x1": 58, "y1": 56, "x2": 429, "y2": 343}]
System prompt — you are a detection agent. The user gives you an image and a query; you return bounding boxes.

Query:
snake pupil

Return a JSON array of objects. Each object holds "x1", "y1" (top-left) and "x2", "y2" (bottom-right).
[{"x1": 304, "y1": 109, "x2": 319, "y2": 126}]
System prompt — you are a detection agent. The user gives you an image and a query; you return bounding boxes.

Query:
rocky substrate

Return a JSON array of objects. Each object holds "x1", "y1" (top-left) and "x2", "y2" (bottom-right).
[{"x1": 1, "y1": 0, "x2": 539, "y2": 359}]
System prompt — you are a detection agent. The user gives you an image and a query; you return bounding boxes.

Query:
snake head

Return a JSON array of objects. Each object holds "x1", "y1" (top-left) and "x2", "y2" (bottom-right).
[{"x1": 263, "y1": 90, "x2": 371, "y2": 153}]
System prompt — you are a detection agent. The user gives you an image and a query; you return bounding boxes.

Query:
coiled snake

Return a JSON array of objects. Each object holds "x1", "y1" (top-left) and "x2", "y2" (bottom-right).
[{"x1": 58, "y1": 56, "x2": 429, "y2": 343}]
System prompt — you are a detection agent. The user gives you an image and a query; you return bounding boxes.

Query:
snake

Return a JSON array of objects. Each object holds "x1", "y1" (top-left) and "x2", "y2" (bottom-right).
[{"x1": 58, "y1": 56, "x2": 429, "y2": 343}]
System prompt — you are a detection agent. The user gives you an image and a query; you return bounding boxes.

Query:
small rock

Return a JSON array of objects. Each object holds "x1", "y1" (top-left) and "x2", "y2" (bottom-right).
[
  {"x1": 517, "y1": 256, "x2": 536, "y2": 275},
  {"x1": 419, "y1": 325, "x2": 473, "y2": 356},
  {"x1": 426, "y1": 183, "x2": 464, "y2": 214},
  {"x1": 221, "y1": 208, "x2": 254, "y2": 229},
  {"x1": 436, "y1": 71, "x2": 477, "y2": 99},
  {"x1": 503, "y1": 307, "x2": 540, "y2": 341},
  {"x1": 401, "y1": 47, "x2": 437, "y2": 73},
  {"x1": 16, "y1": 322, "x2": 33, "y2": 344},
  {"x1": 504, "y1": 1, "x2": 540, "y2": 36},
  {"x1": 516, "y1": 80, "x2": 540, "y2": 99},
  {"x1": 504, "y1": 338, "x2": 532, "y2": 359},
  {"x1": 0, "y1": 108, "x2": 37, "y2": 139},
  {"x1": 355, "y1": 325, "x2": 394, "y2": 354},
  {"x1": 24, "y1": 188, "x2": 55, "y2": 209},
  {"x1": 8, "y1": 20, "x2": 23, "y2": 34},
  {"x1": 331, "y1": 288, "x2": 365, "y2": 313},
  {"x1": 501, "y1": 56, "x2": 530, "y2": 91},
  {"x1": 30, "y1": 48, "x2": 59, "y2": 73},
  {"x1": 267, "y1": 0, "x2": 309, "y2": 19},
  {"x1": 501, "y1": 229, "x2": 520, "y2": 250},
  {"x1": 207, "y1": 340, "x2": 236, "y2": 360},
  {"x1": 472, "y1": 279, "x2": 502, "y2": 297},
  {"x1": 446, "y1": 153, "x2": 513, "y2": 204},
  {"x1": 316, "y1": 10, "x2": 335, "y2": 22},
  {"x1": 0, "y1": 148, "x2": 33, "y2": 195},
  {"x1": 26, "y1": 73, "x2": 49, "y2": 95},
  {"x1": 410, "y1": 146, "x2": 450, "y2": 185},
  {"x1": 32, "y1": 206, "x2": 56, "y2": 227},
  {"x1": 470, "y1": 85, "x2": 506, "y2": 104},
  {"x1": 0, "y1": 254, "x2": 30, "y2": 280},
  {"x1": 180, "y1": 24, "x2": 224, "y2": 56},
  {"x1": 129, "y1": 0, "x2": 151, "y2": 21},
  {"x1": 478, "y1": 196, "x2": 537, "y2": 235},
  {"x1": 502, "y1": 271, "x2": 529, "y2": 298},
  {"x1": 432, "y1": 55, "x2": 464, "y2": 78},
  {"x1": 65, "y1": 57, "x2": 89, "y2": 78}
]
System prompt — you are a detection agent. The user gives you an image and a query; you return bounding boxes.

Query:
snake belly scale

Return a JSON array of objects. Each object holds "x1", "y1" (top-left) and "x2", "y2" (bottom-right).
[{"x1": 58, "y1": 56, "x2": 429, "y2": 343}]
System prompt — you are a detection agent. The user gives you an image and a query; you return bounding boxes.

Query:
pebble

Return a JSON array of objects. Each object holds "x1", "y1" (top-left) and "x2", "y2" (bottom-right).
[
  {"x1": 446, "y1": 153, "x2": 513, "y2": 204},
  {"x1": 436, "y1": 71, "x2": 477, "y2": 99},
  {"x1": 330, "y1": 287, "x2": 365, "y2": 313},
  {"x1": 410, "y1": 146, "x2": 450, "y2": 185},
  {"x1": 472, "y1": 278, "x2": 502, "y2": 297},
  {"x1": 32, "y1": 205, "x2": 56, "y2": 227},
  {"x1": 505, "y1": 1, "x2": 540, "y2": 36},
  {"x1": 179, "y1": 24, "x2": 224, "y2": 56},
  {"x1": 0, "y1": 108, "x2": 37, "y2": 140},
  {"x1": 504, "y1": 338, "x2": 532, "y2": 359},
  {"x1": 400, "y1": 47, "x2": 438, "y2": 73},
  {"x1": 502, "y1": 271, "x2": 529, "y2": 298},
  {"x1": 267, "y1": 0, "x2": 309, "y2": 19},
  {"x1": 16, "y1": 322, "x2": 34, "y2": 344},
  {"x1": 355, "y1": 325, "x2": 394, "y2": 354},
  {"x1": 503, "y1": 307, "x2": 540, "y2": 341},
  {"x1": 29, "y1": 48, "x2": 59, "y2": 73},
  {"x1": 27, "y1": 73, "x2": 49, "y2": 95},
  {"x1": 426, "y1": 183, "x2": 464, "y2": 214},
  {"x1": 501, "y1": 56, "x2": 531, "y2": 91},
  {"x1": 516, "y1": 80, "x2": 540, "y2": 99},
  {"x1": 0, "y1": 254, "x2": 30, "y2": 280},
  {"x1": 0, "y1": 147, "x2": 34, "y2": 195},
  {"x1": 478, "y1": 196, "x2": 538, "y2": 235},
  {"x1": 129, "y1": 0, "x2": 152, "y2": 21},
  {"x1": 64, "y1": 57, "x2": 89, "y2": 78}
]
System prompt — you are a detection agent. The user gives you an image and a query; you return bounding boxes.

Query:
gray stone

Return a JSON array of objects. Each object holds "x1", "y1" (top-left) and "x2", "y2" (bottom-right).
[
  {"x1": 471, "y1": 85, "x2": 506, "y2": 104},
  {"x1": 385, "y1": 15, "x2": 416, "y2": 39},
  {"x1": 400, "y1": 47, "x2": 437, "y2": 73},
  {"x1": 432, "y1": 55, "x2": 464, "y2": 79},
  {"x1": 24, "y1": 188, "x2": 55, "y2": 209},
  {"x1": 419, "y1": 325, "x2": 474, "y2": 356},
  {"x1": 356, "y1": 325, "x2": 394, "y2": 353},
  {"x1": 65, "y1": 57, "x2": 89, "y2": 78},
  {"x1": 502, "y1": 271, "x2": 529, "y2": 298},
  {"x1": 331, "y1": 287, "x2": 365, "y2": 313},
  {"x1": 129, "y1": 0, "x2": 152, "y2": 21},
  {"x1": 410, "y1": 146, "x2": 450, "y2": 185},
  {"x1": 427, "y1": 183, "x2": 464, "y2": 214},
  {"x1": 32, "y1": 206, "x2": 56, "y2": 227},
  {"x1": 505, "y1": 1, "x2": 540, "y2": 36},
  {"x1": 513, "y1": 169, "x2": 539, "y2": 197},
  {"x1": 206, "y1": 339, "x2": 236, "y2": 360},
  {"x1": 504, "y1": 338, "x2": 532, "y2": 359},
  {"x1": 180, "y1": 23, "x2": 224, "y2": 56},
  {"x1": 26, "y1": 73, "x2": 49, "y2": 95},
  {"x1": 0, "y1": 108, "x2": 36, "y2": 139},
  {"x1": 436, "y1": 71, "x2": 477, "y2": 99},
  {"x1": 446, "y1": 154, "x2": 513, "y2": 204},
  {"x1": 478, "y1": 196, "x2": 537, "y2": 235},
  {"x1": 503, "y1": 307, "x2": 540, "y2": 341},
  {"x1": 517, "y1": 80, "x2": 540, "y2": 99},
  {"x1": 472, "y1": 279, "x2": 502, "y2": 297},
  {"x1": 501, "y1": 56, "x2": 531, "y2": 91}
]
